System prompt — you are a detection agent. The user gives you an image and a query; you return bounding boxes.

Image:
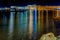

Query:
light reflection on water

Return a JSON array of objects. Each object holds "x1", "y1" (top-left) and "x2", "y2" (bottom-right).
[
  {"x1": 8, "y1": 12, "x2": 15, "y2": 40},
  {"x1": 0, "y1": 10, "x2": 60, "y2": 40},
  {"x1": 17, "y1": 12, "x2": 24, "y2": 40},
  {"x1": 3, "y1": 14, "x2": 7, "y2": 32},
  {"x1": 33, "y1": 10, "x2": 37, "y2": 40}
]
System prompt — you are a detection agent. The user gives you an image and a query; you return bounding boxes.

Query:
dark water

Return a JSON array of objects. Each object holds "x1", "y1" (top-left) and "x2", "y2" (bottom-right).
[
  {"x1": 0, "y1": 11, "x2": 37, "y2": 40},
  {"x1": 0, "y1": 10, "x2": 60, "y2": 40}
]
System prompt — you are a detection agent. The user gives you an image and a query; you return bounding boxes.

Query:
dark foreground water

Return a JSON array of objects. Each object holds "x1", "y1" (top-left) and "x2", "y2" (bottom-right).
[{"x1": 0, "y1": 11, "x2": 60, "y2": 40}]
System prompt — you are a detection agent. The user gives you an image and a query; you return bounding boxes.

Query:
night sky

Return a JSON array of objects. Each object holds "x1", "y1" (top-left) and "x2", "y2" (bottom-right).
[{"x1": 0, "y1": 0, "x2": 60, "y2": 7}]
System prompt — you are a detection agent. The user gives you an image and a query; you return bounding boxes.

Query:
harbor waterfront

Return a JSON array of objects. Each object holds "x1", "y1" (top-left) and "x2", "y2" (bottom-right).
[{"x1": 0, "y1": 5, "x2": 60, "y2": 40}]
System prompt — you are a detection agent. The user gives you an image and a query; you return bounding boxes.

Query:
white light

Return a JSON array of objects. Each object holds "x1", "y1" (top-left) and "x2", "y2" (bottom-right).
[
  {"x1": 0, "y1": 8, "x2": 5, "y2": 10},
  {"x1": 11, "y1": 6, "x2": 16, "y2": 8}
]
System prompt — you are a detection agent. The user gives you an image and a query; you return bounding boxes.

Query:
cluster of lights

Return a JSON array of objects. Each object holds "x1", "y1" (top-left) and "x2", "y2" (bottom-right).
[{"x1": 0, "y1": 5, "x2": 36, "y2": 11}]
